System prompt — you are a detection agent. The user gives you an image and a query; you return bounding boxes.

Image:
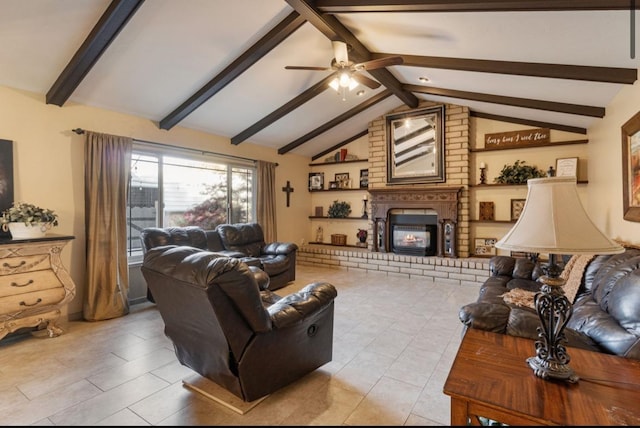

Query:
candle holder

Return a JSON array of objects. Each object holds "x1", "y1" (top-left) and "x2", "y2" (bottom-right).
[
  {"x1": 362, "y1": 198, "x2": 368, "y2": 219},
  {"x1": 479, "y1": 167, "x2": 487, "y2": 185}
]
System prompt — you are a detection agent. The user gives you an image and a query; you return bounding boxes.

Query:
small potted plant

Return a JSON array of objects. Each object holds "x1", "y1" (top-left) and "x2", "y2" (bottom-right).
[
  {"x1": 0, "y1": 201, "x2": 59, "y2": 239},
  {"x1": 328, "y1": 200, "x2": 351, "y2": 218},
  {"x1": 494, "y1": 160, "x2": 546, "y2": 184}
]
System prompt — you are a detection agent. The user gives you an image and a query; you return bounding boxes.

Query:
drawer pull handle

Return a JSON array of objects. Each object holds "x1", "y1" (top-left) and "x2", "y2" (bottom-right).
[
  {"x1": 3, "y1": 261, "x2": 26, "y2": 269},
  {"x1": 11, "y1": 279, "x2": 34, "y2": 287},
  {"x1": 20, "y1": 298, "x2": 42, "y2": 307}
]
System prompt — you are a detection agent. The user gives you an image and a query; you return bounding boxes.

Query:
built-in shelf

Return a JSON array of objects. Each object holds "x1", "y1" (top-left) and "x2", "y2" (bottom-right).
[
  {"x1": 308, "y1": 241, "x2": 363, "y2": 248},
  {"x1": 469, "y1": 180, "x2": 588, "y2": 188},
  {"x1": 470, "y1": 220, "x2": 515, "y2": 224},
  {"x1": 309, "y1": 188, "x2": 368, "y2": 192},
  {"x1": 470, "y1": 139, "x2": 588, "y2": 152},
  {"x1": 309, "y1": 216, "x2": 368, "y2": 220},
  {"x1": 309, "y1": 159, "x2": 368, "y2": 166}
]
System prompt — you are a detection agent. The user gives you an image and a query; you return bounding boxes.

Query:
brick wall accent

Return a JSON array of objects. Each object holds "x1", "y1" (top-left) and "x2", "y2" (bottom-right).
[
  {"x1": 367, "y1": 101, "x2": 470, "y2": 257},
  {"x1": 298, "y1": 245, "x2": 489, "y2": 287}
]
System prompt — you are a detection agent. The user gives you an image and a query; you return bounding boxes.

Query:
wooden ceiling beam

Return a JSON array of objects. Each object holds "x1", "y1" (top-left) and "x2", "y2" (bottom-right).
[
  {"x1": 159, "y1": 11, "x2": 306, "y2": 131},
  {"x1": 285, "y1": 0, "x2": 418, "y2": 108},
  {"x1": 46, "y1": 0, "x2": 145, "y2": 106},
  {"x1": 373, "y1": 53, "x2": 637, "y2": 84},
  {"x1": 278, "y1": 89, "x2": 393, "y2": 154},
  {"x1": 231, "y1": 74, "x2": 336, "y2": 145},
  {"x1": 316, "y1": 0, "x2": 639, "y2": 13},
  {"x1": 470, "y1": 111, "x2": 588, "y2": 134},
  {"x1": 403, "y1": 84, "x2": 605, "y2": 117}
]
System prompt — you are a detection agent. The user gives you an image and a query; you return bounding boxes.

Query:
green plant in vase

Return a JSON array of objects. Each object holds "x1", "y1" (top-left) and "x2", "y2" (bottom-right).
[
  {"x1": 494, "y1": 160, "x2": 546, "y2": 184},
  {"x1": 328, "y1": 200, "x2": 351, "y2": 218}
]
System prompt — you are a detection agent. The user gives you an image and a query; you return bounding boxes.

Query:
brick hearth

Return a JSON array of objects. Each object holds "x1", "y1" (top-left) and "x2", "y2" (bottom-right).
[{"x1": 298, "y1": 244, "x2": 489, "y2": 287}]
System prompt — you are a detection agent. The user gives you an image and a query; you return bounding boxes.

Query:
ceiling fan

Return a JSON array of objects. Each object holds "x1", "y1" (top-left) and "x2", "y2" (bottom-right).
[{"x1": 285, "y1": 41, "x2": 403, "y2": 99}]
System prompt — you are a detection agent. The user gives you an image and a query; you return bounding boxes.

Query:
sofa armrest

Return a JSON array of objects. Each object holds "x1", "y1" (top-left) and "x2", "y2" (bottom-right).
[
  {"x1": 267, "y1": 282, "x2": 337, "y2": 329},
  {"x1": 263, "y1": 242, "x2": 298, "y2": 256},
  {"x1": 459, "y1": 302, "x2": 510, "y2": 333}
]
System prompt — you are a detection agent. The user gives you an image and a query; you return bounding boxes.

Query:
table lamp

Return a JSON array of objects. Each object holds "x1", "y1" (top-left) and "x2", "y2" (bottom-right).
[{"x1": 495, "y1": 176, "x2": 623, "y2": 383}]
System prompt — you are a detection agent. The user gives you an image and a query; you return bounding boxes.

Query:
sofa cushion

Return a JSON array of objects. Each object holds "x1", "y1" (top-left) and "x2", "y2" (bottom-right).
[{"x1": 217, "y1": 223, "x2": 264, "y2": 257}]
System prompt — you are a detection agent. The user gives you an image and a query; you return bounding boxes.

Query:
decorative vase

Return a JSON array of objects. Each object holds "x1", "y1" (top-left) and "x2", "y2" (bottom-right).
[{"x1": 5, "y1": 222, "x2": 50, "y2": 239}]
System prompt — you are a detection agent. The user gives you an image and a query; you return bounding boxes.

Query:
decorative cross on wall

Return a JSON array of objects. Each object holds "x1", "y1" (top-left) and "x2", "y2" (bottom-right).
[{"x1": 282, "y1": 181, "x2": 294, "y2": 207}]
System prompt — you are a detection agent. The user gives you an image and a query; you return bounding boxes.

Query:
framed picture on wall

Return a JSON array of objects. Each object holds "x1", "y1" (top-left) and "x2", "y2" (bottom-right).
[
  {"x1": 622, "y1": 110, "x2": 640, "y2": 222},
  {"x1": 511, "y1": 199, "x2": 526, "y2": 221},
  {"x1": 0, "y1": 139, "x2": 13, "y2": 238},
  {"x1": 308, "y1": 172, "x2": 324, "y2": 190},
  {"x1": 359, "y1": 169, "x2": 369, "y2": 188}
]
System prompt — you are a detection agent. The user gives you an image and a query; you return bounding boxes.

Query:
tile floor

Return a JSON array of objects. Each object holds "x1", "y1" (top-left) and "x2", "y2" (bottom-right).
[{"x1": 0, "y1": 264, "x2": 481, "y2": 426}]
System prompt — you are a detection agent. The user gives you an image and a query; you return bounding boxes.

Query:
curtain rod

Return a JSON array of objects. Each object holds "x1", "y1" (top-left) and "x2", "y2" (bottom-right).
[{"x1": 72, "y1": 128, "x2": 277, "y2": 166}]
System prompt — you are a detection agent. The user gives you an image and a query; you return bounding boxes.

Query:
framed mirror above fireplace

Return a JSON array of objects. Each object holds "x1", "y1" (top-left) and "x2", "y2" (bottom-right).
[{"x1": 385, "y1": 105, "x2": 445, "y2": 184}]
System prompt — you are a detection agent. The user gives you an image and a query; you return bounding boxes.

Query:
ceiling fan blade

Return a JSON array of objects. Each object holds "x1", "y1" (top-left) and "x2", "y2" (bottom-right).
[
  {"x1": 285, "y1": 66, "x2": 331, "y2": 71},
  {"x1": 353, "y1": 56, "x2": 403, "y2": 71},
  {"x1": 352, "y1": 73, "x2": 381, "y2": 89},
  {"x1": 332, "y1": 40, "x2": 349, "y2": 65}
]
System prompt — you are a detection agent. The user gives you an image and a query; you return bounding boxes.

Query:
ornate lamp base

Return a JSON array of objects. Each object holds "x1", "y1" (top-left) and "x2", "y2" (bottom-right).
[{"x1": 528, "y1": 261, "x2": 580, "y2": 384}]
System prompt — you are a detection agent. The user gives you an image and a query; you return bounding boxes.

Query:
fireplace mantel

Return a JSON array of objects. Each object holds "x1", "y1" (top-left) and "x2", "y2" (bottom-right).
[{"x1": 369, "y1": 187, "x2": 462, "y2": 257}]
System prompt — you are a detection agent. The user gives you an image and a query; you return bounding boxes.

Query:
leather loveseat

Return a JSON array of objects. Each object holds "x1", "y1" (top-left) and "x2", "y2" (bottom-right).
[
  {"x1": 459, "y1": 247, "x2": 640, "y2": 360},
  {"x1": 140, "y1": 223, "x2": 297, "y2": 294},
  {"x1": 141, "y1": 244, "x2": 337, "y2": 402}
]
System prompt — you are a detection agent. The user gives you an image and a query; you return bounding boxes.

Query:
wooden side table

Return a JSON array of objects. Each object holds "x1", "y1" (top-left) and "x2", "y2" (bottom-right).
[
  {"x1": 444, "y1": 328, "x2": 640, "y2": 426},
  {"x1": 0, "y1": 235, "x2": 76, "y2": 340}
]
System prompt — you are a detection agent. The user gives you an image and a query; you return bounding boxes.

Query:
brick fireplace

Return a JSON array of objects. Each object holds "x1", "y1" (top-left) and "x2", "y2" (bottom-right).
[{"x1": 369, "y1": 187, "x2": 462, "y2": 258}]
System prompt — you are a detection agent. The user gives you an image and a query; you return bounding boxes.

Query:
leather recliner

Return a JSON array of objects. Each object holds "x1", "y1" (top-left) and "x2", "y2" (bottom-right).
[{"x1": 141, "y1": 244, "x2": 337, "y2": 402}]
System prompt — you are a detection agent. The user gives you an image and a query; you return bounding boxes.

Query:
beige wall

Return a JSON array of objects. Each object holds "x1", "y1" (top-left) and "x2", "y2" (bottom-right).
[
  {"x1": 0, "y1": 85, "x2": 311, "y2": 319},
  {"x1": 588, "y1": 77, "x2": 640, "y2": 246}
]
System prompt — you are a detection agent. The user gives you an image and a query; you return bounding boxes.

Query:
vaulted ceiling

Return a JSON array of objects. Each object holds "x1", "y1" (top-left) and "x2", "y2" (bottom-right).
[{"x1": 1, "y1": 0, "x2": 638, "y2": 159}]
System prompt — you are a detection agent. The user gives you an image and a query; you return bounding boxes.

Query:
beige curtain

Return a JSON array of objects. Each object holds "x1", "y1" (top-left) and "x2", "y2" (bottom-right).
[
  {"x1": 83, "y1": 131, "x2": 132, "y2": 321},
  {"x1": 256, "y1": 160, "x2": 277, "y2": 242}
]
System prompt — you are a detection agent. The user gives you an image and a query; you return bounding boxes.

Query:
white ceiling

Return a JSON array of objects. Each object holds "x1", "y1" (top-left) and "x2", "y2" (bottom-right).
[{"x1": 0, "y1": 0, "x2": 638, "y2": 158}]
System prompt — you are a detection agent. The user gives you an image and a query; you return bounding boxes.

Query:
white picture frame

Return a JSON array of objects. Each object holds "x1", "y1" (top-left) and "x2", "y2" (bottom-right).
[{"x1": 556, "y1": 157, "x2": 578, "y2": 177}]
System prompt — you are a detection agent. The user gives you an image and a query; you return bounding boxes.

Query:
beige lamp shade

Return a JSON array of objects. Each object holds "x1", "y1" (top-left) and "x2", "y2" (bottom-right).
[{"x1": 495, "y1": 177, "x2": 624, "y2": 255}]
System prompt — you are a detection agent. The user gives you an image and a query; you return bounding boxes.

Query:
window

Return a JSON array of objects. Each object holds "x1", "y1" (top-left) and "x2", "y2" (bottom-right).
[{"x1": 126, "y1": 142, "x2": 256, "y2": 262}]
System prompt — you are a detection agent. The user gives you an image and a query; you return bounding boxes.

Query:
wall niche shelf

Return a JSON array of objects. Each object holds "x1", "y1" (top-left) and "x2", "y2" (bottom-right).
[
  {"x1": 309, "y1": 159, "x2": 368, "y2": 166},
  {"x1": 470, "y1": 180, "x2": 588, "y2": 188},
  {"x1": 309, "y1": 242, "x2": 362, "y2": 248},
  {"x1": 309, "y1": 188, "x2": 368, "y2": 193},
  {"x1": 470, "y1": 220, "x2": 516, "y2": 224},
  {"x1": 309, "y1": 216, "x2": 367, "y2": 220},
  {"x1": 470, "y1": 139, "x2": 587, "y2": 153}
]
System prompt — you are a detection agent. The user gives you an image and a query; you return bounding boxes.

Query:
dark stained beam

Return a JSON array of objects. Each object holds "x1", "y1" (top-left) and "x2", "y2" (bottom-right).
[
  {"x1": 404, "y1": 84, "x2": 605, "y2": 117},
  {"x1": 312, "y1": 129, "x2": 368, "y2": 161},
  {"x1": 470, "y1": 111, "x2": 587, "y2": 134},
  {"x1": 316, "y1": 0, "x2": 639, "y2": 12},
  {"x1": 372, "y1": 53, "x2": 637, "y2": 84},
  {"x1": 159, "y1": 11, "x2": 306, "y2": 130},
  {"x1": 278, "y1": 89, "x2": 393, "y2": 154},
  {"x1": 46, "y1": 0, "x2": 145, "y2": 106},
  {"x1": 231, "y1": 74, "x2": 336, "y2": 145},
  {"x1": 285, "y1": 0, "x2": 418, "y2": 108}
]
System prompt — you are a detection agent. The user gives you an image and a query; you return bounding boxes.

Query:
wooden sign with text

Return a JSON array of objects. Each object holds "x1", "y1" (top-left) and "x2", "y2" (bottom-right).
[{"x1": 484, "y1": 128, "x2": 550, "y2": 149}]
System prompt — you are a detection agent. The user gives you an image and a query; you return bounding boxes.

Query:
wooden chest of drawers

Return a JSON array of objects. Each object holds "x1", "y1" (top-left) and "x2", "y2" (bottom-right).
[{"x1": 0, "y1": 235, "x2": 75, "y2": 340}]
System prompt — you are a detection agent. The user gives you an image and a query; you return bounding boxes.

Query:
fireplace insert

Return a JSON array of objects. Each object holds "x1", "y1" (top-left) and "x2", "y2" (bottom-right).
[{"x1": 389, "y1": 213, "x2": 438, "y2": 256}]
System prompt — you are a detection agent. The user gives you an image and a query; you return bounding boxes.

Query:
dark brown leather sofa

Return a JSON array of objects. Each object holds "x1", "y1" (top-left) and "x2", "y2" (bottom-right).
[
  {"x1": 141, "y1": 244, "x2": 337, "y2": 402},
  {"x1": 459, "y1": 248, "x2": 640, "y2": 359},
  {"x1": 140, "y1": 223, "x2": 297, "y2": 298}
]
